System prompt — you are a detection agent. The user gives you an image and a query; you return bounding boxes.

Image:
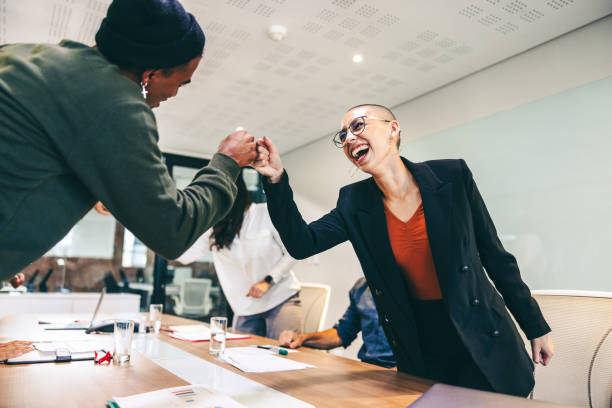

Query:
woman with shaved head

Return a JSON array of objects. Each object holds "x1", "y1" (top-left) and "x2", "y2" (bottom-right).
[{"x1": 253, "y1": 104, "x2": 553, "y2": 397}]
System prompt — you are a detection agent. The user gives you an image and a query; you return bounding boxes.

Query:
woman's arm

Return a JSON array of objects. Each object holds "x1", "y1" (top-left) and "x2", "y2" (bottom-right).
[
  {"x1": 254, "y1": 137, "x2": 349, "y2": 260},
  {"x1": 174, "y1": 229, "x2": 213, "y2": 264}
]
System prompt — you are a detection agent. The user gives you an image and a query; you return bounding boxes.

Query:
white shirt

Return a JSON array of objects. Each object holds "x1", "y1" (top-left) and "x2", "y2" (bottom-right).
[{"x1": 177, "y1": 203, "x2": 300, "y2": 316}]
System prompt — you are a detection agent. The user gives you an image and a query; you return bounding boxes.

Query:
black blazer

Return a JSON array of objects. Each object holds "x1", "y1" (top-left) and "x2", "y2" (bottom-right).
[{"x1": 263, "y1": 158, "x2": 551, "y2": 397}]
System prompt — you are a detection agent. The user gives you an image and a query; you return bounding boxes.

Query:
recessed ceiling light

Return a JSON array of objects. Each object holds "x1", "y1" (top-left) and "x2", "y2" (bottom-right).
[
  {"x1": 268, "y1": 25, "x2": 288, "y2": 41},
  {"x1": 352, "y1": 54, "x2": 363, "y2": 63},
  {"x1": 235, "y1": 126, "x2": 245, "y2": 131}
]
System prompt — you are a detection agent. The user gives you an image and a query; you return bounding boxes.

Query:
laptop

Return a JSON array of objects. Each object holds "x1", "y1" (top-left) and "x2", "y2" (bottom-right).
[
  {"x1": 44, "y1": 288, "x2": 106, "y2": 330},
  {"x1": 410, "y1": 383, "x2": 576, "y2": 407}
]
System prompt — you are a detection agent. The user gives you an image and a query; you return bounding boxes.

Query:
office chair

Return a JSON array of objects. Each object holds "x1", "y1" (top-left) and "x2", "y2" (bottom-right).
[
  {"x1": 299, "y1": 283, "x2": 331, "y2": 333},
  {"x1": 26, "y1": 269, "x2": 39, "y2": 292},
  {"x1": 39, "y1": 268, "x2": 54, "y2": 292},
  {"x1": 173, "y1": 278, "x2": 213, "y2": 318},
  {"x1": 515, "y1": 290, "x2": 612, "y2": 407},
  {"x1": 103, "y1": 271, "x2": 121, "y2": 293}
]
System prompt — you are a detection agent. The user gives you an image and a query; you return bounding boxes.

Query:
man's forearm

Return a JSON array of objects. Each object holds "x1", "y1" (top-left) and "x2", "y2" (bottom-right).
[{"x1": 301, "y1": 328, "x2": 343, "y2": 350}]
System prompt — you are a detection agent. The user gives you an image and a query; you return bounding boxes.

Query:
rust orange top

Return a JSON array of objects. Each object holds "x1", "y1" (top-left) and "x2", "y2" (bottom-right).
[{"x1": 384, "y1": 203, "x2": 443, "y2": 300}]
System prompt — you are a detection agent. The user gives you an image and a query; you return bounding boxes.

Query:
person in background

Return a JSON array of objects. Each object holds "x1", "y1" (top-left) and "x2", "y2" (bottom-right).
[
  {"x1": 0, "y1": 0, "x2": 256, "y2": 281},
  {"x1": 279, "y1": 277, "x2": 395, "y2": 368},
  {"x1": 0, "y1": 275, "x2": 31, "y2": 361},
  {"x1": 177, "y1": 170, "x2": 302, "y2": 339},
  {"x1": 253, "y1": 104, "x2": 553, "y2": 396},
  {"x1": 0, "y1": 341, "x2": 34, "y2": 362}
]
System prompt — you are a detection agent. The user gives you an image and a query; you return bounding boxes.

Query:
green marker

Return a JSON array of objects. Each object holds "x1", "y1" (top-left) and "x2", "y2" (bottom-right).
[{"x1": 257, "y1": 345, "x2": 289, "y2": 355}]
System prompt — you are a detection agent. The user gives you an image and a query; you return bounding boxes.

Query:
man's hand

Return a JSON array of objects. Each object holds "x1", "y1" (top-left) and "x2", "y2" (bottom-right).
[
  {"x1": 0, "y1": 341, "x2": 34, "y2": 361},
  {"x1": 531, "y1": 333, "x2": 554, "y2": 366},
  {"x1": 253, "y1": 137, "x2": 284, "y2": 183},
  {"x1": 9, "y1": 273, "x2": 25, "y2": 288},
  {"x1": 246, "y1": 280, "x2": 271, "y2": 298},
  {"x1": 278, "y1": 330, "x2": 304, "y2": 349},
  {"x1": 93, "y1": 202, "x2": 111, "y2": 215},
  {"x1": 217, "y1": 130, "x2": 257, "y2": 167}
]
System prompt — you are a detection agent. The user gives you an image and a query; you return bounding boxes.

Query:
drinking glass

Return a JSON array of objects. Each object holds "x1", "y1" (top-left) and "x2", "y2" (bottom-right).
[
  {"x1": 113, "y1": 319, "x2": 135, "y2": 365},
  {"x1": 209, "y1": 316, "x2": 227, "y2": 355},
  {"x1": 149, "y1": 304, "x2": 163, "y2": 334}
]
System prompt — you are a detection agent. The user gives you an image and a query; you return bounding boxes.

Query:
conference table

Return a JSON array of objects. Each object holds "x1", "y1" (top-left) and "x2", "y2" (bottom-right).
[{"x1": 0, "y1": 313, "x2": 433, "y2": 407}]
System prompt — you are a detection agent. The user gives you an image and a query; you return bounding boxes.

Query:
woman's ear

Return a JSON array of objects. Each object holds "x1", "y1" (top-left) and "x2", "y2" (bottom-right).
[{"x1": 389, "y1": 120, "x2": 400, "y2": 142}]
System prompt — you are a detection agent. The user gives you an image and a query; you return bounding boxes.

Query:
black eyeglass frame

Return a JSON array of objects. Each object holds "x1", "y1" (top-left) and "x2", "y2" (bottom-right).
[{"x1": 333, "y1": 116, "x2": 392, "y2": 148}]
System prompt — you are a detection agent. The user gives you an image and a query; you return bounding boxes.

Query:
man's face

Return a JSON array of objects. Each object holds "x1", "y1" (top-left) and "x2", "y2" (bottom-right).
[
  {"x1": 145, "y1": 56, "x2": 202, "y2": 108},
  {"x1": 340, "y1": 106, "x2": 398, "y2": 173}
]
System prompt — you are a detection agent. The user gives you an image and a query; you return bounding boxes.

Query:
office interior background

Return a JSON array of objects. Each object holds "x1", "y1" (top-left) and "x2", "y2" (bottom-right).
[{"x1": 2, "y1": 0, "x2": 611, "y2": 400}]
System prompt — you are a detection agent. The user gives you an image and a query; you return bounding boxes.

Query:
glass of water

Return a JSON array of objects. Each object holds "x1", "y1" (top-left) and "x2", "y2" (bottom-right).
[
  {"x1": 149, "y1": 304, "x2": 163, "y2": 334},
  {"x1": 209, "y1": 316, "x2": 227, "y2": 356},
  {"x1": 113, "y1": 319, "x2": 135, "y2": 365}
]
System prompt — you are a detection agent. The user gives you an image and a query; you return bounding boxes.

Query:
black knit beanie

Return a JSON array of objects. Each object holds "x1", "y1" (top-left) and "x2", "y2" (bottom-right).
[{"x1": 95, "y1": 0, "x2": 205, "y2": 69}]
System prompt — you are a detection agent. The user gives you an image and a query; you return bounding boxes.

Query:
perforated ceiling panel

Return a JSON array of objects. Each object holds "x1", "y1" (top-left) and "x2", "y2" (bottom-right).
[{"x1": 2, "y1": 0, "x2": 612, "y2": 156}]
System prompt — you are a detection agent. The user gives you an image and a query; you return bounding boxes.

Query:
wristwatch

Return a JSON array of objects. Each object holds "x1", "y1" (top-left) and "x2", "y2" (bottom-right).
[{"x1": 264, "y1": 275, "x2": 274, "y2": 285}]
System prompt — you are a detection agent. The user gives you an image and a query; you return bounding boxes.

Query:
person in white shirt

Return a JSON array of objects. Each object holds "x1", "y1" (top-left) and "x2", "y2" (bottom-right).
[{"x1": 177, "y1": 170, "x2": 302, "y2": 339}]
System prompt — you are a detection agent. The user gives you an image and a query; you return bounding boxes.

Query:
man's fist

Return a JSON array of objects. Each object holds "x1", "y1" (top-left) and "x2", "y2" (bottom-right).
[{"x1": 217, "y1": 130, "x2": 257, "y2": 167}]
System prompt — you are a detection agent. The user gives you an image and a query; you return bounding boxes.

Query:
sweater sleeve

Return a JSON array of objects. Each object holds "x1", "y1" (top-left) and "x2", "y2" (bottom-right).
[{"x1": 65, "y1": 100, "x2": 240, "y2": 260}]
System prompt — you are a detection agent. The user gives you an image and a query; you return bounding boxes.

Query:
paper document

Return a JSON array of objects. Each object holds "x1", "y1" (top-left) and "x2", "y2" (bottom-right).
[
  {"x1": 169, "y1": 325, "x2": 251, "y2": 342},
  {"x1": 219, "y1": 347, "x2": 314, "y2": 373},
  {"x1": 113, "y1": 384, "x2": 246, "y2": 408}
]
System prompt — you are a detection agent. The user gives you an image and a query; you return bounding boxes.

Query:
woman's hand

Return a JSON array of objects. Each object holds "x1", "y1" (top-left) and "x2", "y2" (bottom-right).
[
  {"x1": 246, "y1": 280, "x2": 271, "y2": 298},
  {"x1": 531, "y1": 333, "x2": 554, "y2": 366},
  {"x1": 0, "y1": 341, "x2": 34, "y2": 361},
  {"x1": 93, "y1": 202, "x2": 111, "y2": 215},
  {"x1": 253, "y1": 137, "x2": 284, "y2": 183},
  {"x1": 9, "y1": 273, "x2": 25, "y2": 288}
]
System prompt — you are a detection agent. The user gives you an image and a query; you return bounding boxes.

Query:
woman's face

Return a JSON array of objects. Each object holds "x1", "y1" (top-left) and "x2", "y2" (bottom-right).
[{"x1": 340, "y1": 106, "x2": 399, "y2": 174}]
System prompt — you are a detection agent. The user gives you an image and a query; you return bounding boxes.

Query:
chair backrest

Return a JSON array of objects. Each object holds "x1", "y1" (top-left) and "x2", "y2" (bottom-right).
[
  {"x1": 178, "y1": 278, "x2": 212, "y2": 316},
  {"x1": 172, "y1": 267, "x2": 193, "y2": 288},
  {"x1": 519, "y1": 291, "x2": 612, "y2": 407},
  {"x1": 299, "y1": 283, "x2": 331, "y2": 333}
]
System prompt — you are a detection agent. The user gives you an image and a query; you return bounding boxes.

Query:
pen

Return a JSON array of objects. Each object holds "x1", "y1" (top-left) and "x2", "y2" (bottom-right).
[{"x1": 257, "y1": 345, "x2": 288, "y2": 355}]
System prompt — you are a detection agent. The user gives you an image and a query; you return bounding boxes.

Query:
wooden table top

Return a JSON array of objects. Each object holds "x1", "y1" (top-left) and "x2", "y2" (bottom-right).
[{"x1": 0, "y1": 313, "x2": 433, "y2": 407}]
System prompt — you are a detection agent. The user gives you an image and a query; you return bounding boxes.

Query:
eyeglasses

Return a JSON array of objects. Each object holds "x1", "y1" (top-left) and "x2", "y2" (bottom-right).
[{"x1": 333, "y1": 116, "x2": 392, "y2": 148}]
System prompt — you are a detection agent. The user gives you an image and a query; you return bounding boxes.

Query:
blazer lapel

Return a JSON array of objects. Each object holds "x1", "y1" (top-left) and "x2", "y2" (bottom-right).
[
  {"x1": 355, "y1": 178, "x2": 411, "y2": 304},
  {"x1": 404, "y1": 158, "x2": 454, "y2": 300}
]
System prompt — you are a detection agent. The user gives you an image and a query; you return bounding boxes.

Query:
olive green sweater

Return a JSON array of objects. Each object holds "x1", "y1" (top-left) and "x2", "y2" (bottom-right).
[{"x1": 0, "y1": 41, "x2": 239, "y2": 278}]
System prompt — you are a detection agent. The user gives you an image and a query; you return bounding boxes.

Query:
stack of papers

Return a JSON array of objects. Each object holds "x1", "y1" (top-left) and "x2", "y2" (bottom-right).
[
  {"x1": 219, "y1": 347, "x2": 314, "y2": 373},
  {"x1": 112, "y1": 384, "x2": 246, "y2": 408},
  {"x1": 168, "y1": 325, "x2": 251, "y2": 342}
]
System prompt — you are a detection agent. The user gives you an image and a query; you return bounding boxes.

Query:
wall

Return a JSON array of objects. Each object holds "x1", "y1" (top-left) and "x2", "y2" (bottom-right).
[{"x1": 282, "y1": 16, "x2": 612, "y2": 358}]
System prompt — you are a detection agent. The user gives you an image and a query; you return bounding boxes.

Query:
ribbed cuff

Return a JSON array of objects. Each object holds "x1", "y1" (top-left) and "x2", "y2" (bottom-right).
[
  {"x1": 209, "y1": 153, "x2": 240, "y2": 181},
  {"x1": 263, "y1": 170, "x2": 288, "y2": 193}
]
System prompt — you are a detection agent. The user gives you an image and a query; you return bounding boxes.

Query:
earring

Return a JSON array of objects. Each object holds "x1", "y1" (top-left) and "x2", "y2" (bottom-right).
[{"x1": 140, "y1": 81, "x2": 148, "y2": 99}]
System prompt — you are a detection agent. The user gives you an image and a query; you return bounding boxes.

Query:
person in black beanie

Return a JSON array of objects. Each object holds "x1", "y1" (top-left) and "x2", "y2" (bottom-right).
[
  {"x1": 0, "y1": 0, "x2": 259, "y2": 293},
  {"x1": 94, "y1": 0, "x2": 208, "y2": 108}
]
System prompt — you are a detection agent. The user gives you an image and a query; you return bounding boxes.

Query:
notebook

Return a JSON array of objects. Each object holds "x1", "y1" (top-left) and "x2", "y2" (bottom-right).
[
  {"x1": 410, "y1": 383, "x2": 576, "y2": 407},
  {"x1": 111, "y1": 384, "x2": 246, "y2": 408},
  {"x1": 4, "y1": 340, "x2": 110, "y2": 364}
]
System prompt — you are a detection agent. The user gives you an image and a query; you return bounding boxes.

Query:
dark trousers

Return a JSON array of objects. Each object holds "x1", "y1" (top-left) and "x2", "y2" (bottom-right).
[{"x1": 411, "y1": 299, "x2": 493, "y2": 392}]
